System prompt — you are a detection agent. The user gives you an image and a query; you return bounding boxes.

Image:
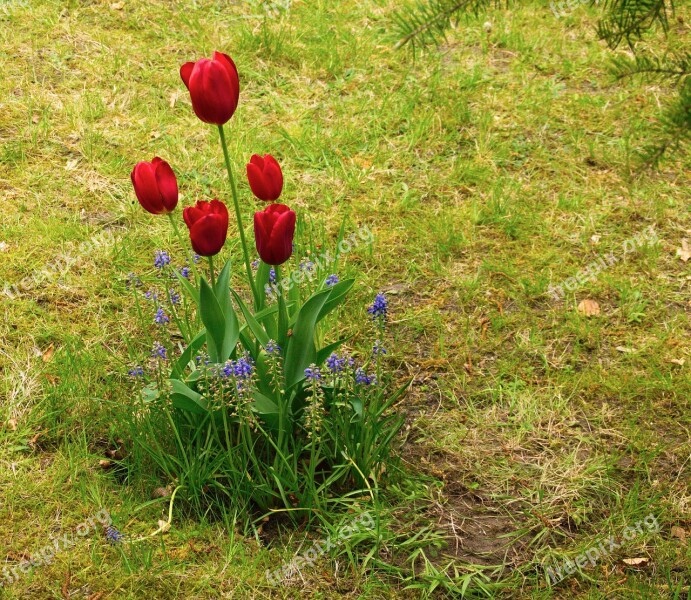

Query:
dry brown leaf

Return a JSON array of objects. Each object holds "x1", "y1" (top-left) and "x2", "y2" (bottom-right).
[
  {"x1": 676, "y1": 239, "x2": 690, "y2": 262},
  {"x1": 615, "y1": 346, "x2": 636, "y2": 353},
  {"x1": 42, "y1": 343, "x2": 54, "y2": 363},
  {"x1": 671, "y1": 526, "x2": 687, "y2": 543},
  {"x1": 670, "y1": 358, "x2": 685, "y2": 366},
  {"x1": 169, "y1": 91, "x2": 179, "y2": 108},
  {"x1": 99, "y1": 459, "x2": 113, "y2": 469},
  {"x1": 151, "y1": 487, "x2": 171, "y2": 499},
  {"x1": 577, "y1": 299, "x2": 600, "y2": 317},
  {"x1": 32, "y1": 114, "x2": 40, "y2": 124},
  {"x1": 6, "y1": 419, "x2": 18, "y2": 431},
  {"x1": 590, "y1": 234, "x2": 601, "y2": 244},
  {"x1": 110, "y1": 1, "x2": 124, "y2": 9},
  {"x1": 622, "y1": 557, "x2": 649, "y2": 567},
  {"x1": 61, "y1": 570, "x2": 70, "y2": 599}
]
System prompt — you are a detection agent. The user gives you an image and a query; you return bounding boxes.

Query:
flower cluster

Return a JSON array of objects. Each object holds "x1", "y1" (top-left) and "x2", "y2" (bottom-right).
[
  {"x1": 265, "y1": 340, "x2": 281, "y2": 355},
  {"x1": 131, "y1": 51, "x2": 297, "y2": 266},
  {"x1": 154, "y1": 307, "x2": 169, "y2": 326},
  {"x1": 154, "y1": 250, "x2": 171, "y2": 269},
  {"x1": 151, "y1": 342, "x2": 167, "y2": 360},
  {"x1": 326, "y1": 352, "x2": 347, "y2": 374},
  {"x1": 220, "y1": 355, "x2": 254, "y2": 380},
  {"x1": 368, "y1": 293, "x2": 388, "y2": 322}
]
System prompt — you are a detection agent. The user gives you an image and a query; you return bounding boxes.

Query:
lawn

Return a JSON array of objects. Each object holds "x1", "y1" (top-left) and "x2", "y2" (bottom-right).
[{"x1": 0, "y1": 0, "x2": 689, "y2": 598}]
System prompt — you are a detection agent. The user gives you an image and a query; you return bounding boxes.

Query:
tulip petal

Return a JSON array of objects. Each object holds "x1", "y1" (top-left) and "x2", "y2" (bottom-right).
[
  {"x1": 254, "y1": 203, "x2": 295, "y2": 265},
  {"x1": 154, "y1": 160, "x2": 178, "y2": 213},
  {"x1": 249, "y1": 154, "x2": 265, "y2": 170},
  {"x1": 188, "y1": 59, "x2": 236, "y2": 125},
  {"x1": 189, "y1": 214, "x2": 228, "y2": 256},
  {"x1": 269, "y1": 208, "x2": 296, "y2": 265},
  {"x1": 263, "y1": 157, "x2": 283, "y2": 200},
  {"x1": 183, "y1": 205, "x2": 204, "y2": 228},
  {"x1": 247, "y1": 162, "x2": 269, "y2": 201},
  {"x1": 132, "y1": 162, "x2": 164, "y2": 214},
  {"x1": 214, "y1": 52, "x2": 240, "y2": 105},
  {"x1": 180, "y1": 62, "x2": 195, "y2": 90}
]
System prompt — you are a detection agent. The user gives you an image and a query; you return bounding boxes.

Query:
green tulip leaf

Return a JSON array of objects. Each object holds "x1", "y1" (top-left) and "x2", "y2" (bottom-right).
[
  {"x1": 141, "y1": 383, "x2": 160, "y2": 404},
  {"x1": 169, "y1": 378, "x2": 208, "y2": 414},
  {"x1": 251, "y1": 390, "x2": 279, "y2": 430},
  {"x1": 174, "y1": 269, "x2": 200, "y2": 305},
  {"x1": 284, "y1": 288, "x2": 331, "y2": 389},
  {"x1": 232, "y1": 289, "x2": 270, "y2": 347},
  {"x1": 199, "y1": 278, "x2": 225, "y2": 363},
  {"x1": 316, "y1": 337, "x2": 351, "y2": 365},
  {"x1": 214, "y1": 260, "x2": 232, "y2": 315},
  {"x1": 255, "y1": 261, "x2": 272, "y2": 310},
  {"x1": 317, "y1": 278, "x2": 354, "y2": 322},
  {"x1": 170, "y1": 330, "x2": 206, "y2": 379}
]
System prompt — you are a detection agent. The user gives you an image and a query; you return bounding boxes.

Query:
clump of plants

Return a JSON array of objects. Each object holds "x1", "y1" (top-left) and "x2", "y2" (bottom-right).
[{"x1": 124, "y1": 52, "x2": 405, "y2": 521}]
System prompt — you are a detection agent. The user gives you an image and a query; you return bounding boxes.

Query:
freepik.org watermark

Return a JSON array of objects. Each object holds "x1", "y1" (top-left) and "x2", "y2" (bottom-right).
[
  {"x1": 548, "y1": 225, "x2": 658, "y2": 300},
  {"x1": 266, "y1": 511, "x2": 375, "y2": 585},
  {"x1": 550, "y1": 0, "x2": 600, "y2": 19},
  {"x1": 1, "y1": 228, "x2": 121, "y2": 299},
  {"x1": 265, "y1": 224, "x2": 373, "y2": 299},
  {"x1": 546, "y1": 513, "x2": 660, "y2": 586},
  {"x1": 0, "y1": 508, "x2": 112, "y2": 588}
]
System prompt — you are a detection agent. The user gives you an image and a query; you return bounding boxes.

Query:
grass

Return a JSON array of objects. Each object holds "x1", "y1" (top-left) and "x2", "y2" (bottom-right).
[{"x1": 1, "y1": 0, "x2": 689, "y2": 597}]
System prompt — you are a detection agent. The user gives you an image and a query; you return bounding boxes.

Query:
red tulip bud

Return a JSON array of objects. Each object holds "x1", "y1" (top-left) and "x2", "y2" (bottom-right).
[
  {"x1": 254, "y1": 204, "x2": 296, "y2": 266},
  {"x1": 180, "y1": 52, "x2": 240, "y2": 126},
  {"x1": 182, "y1": 199, "x2": 229, "y2": 257},
  {"x1": 246, "y1": 154, "x2": 283, "y2": 201},
  {"x1": 130, "y1": 158, "x2": 178, "y2": 215}
]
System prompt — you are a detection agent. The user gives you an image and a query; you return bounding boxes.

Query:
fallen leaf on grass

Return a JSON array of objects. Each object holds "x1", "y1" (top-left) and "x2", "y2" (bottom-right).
[
  {"x1": 5, "y1": 419, "x2": 17, "y2": 431},
  {"x1": 42, "y1": 344, "x2": 54, "y2": 363},
  {"x1": 671, "y1": 526, "x2": 687, "y2": 543},
  {"x1": 670, "y1": 358, "x2": 685, "y2": 366},
  {"x1": 0, "y1": 241, "x2": 7, "y2": 252},
  {"x1": 577, "y1": 299, "x2": 600, "y2": 316},
  {"x1": 621, "y1": 557, "x2": 649, "y2": 567},
  {"x1": 676, "y1": 239, "x2": 690, "y2": 262},
  {"x1": 151, "y1": 487, "x2": 171, "y2": 499},
  {"x1": 110, "y1": 1, "x2": 124, "y2": 9},
  {"x1": 615, "y1": 346, "x2": 636, "y2": 353},
  {"x1": 61, "y1": 570, "x2": 70, "y2": 599},
  {"x1": 28, "y1": 431, "x2": 42, "y2": 448}
]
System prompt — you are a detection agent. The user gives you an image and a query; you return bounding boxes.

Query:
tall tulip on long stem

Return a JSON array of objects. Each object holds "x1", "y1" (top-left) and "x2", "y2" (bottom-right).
[{"x1": 217, "y1": 125, "x2": 260, "y2": 309}]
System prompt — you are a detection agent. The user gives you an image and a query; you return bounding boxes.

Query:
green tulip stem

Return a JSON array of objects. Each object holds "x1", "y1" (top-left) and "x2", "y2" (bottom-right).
[
  {"x1": 217, "y1": 125, "x2": 260, "y2": 310},
  {"x1": 273, "y1": 264, "x2": 288, "y2": 344},
  {"x1": 208, "y1": 255, "x2": 216, "y2": 289},
  {"x1": 166, "y1": 212, "x2": 183, "y2": 244}
]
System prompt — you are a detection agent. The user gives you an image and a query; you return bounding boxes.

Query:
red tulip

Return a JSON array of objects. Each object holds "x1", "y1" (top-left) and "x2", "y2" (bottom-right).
[
  {"x1": 183, "y1": 199, "x2": 229, "y2": 256},
  {"x1": 130, "y1": 158, "x2": 178, "y2": 215},
  {"x1": 180, "y1": 52, "x2": 240, "y2": 126},
  {"x1": 246, "y1": 154, "x2": 283, "y2": 201},
  {"x1": 254, "y1": 204, "x2": 296, "y2": 266}
]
